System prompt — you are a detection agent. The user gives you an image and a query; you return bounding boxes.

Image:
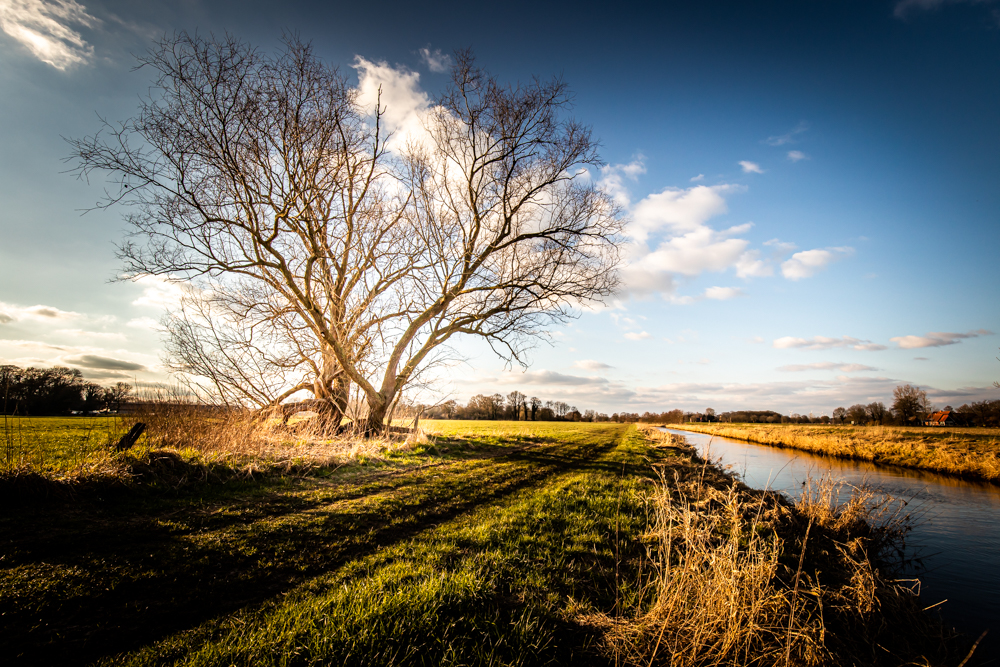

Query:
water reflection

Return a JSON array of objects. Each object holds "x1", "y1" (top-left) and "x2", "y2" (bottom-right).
[{"x1": 659, "y1": 427, "x2": 999, "y2": 648}]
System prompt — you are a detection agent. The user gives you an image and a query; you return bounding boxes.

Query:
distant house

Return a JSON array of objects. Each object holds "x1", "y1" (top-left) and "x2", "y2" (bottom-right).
[{"x1": 924, "y1": 410, "x2": 956, "y2": 427}]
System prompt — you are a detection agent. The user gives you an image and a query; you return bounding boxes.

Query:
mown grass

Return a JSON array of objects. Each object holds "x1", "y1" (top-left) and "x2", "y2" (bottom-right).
[
  {"x1": 0, "y1": 419, "x2": 973, "y2": 666},
  {"x1": 670, "y1": 422, "x2": 1000, "y2": 482}
]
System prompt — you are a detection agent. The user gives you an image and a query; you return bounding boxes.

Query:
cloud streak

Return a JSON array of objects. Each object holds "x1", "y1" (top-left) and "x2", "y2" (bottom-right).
[
  {"x1": 418, "y1": 47, "x2": 452, "y2": 73},
  {"x1": 773, "y1": 335, "x2": 886, "y2": 351},
  {"x1": 890, "y1": 329, "x2": 993, "y2": 349},
  {"x1": 63, "y1": 354, "x2": 147, "y2": 371},
  {"x1": 0, "y1": 0, "x2": 99, "y2": 70},
  {"x1": 777, "y1": 362, "x2": 879, "y2": 373},
  {"x1": 765, "y1": 121, "x2": 809, "y2": 146},
  {"x1": 0, "y1": 301, "x2": 82, "y2": 322},
  {"x1": 781, "y1": 247, "x2": 853, "y2": 280}
]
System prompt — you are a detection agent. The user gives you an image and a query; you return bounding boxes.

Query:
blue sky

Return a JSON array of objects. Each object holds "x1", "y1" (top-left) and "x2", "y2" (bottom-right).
[{"x1": 1, "y1": 0, "x2": 998, "y2": 414}]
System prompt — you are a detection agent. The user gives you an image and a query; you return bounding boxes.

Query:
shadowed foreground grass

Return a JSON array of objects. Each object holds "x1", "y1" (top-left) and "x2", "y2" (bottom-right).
[
  {"x1": 0, "y1": 420, "x2": 974, "y2": 666},
  {"x1": 670, "y1": 422, "x2": 1000, "y2": 482}
]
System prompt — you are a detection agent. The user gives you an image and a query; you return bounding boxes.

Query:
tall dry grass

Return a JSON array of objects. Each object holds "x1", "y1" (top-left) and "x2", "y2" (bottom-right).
[
  {"x1": 606, "y1": 442, "x2": 965, "y2": 666},
  {"x1": 673, "y1": 423, "x2": 1000, "y2": 482},
  {"x1": 119, "y1": 396, "x2": 420, "y2": 476}
]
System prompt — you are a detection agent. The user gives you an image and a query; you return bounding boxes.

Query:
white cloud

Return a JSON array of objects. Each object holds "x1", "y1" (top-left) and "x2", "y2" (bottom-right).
[
  {"x1": 765, "y1": 121, "x2": 809, "y2": 146},
  {"x1": 498, "y1": 369, "x2": 609, "y2": 386},
  {"x1": 780, "y1": 246, "x2": 853, "y2": 280},
  {"x1": 703, "y1": 286, "x2": 746, "y2": 300},
  {"x1": 418, "y1": 47, "x2": 451, "y2": 73},
  {"x1": 777, "y1": 362, "x2": 879, "y2": 373},
  {"x1": 890, "y1": 329, "x2": 993, "y2": 349},
  {"x1": 627, "y1": 225, "x2": 751, "y2": 278},
  {"x1": 787, "y1": 150, "x2": 808, "y2": 162},
  {"x1": 599, "y1": 159, "x2": 646, "y2": 206},
  {"x1": 690, "y1": 174, "x2": 704, "y2": 182},
  {"x1": 624, "y1": 331, "x2": 652, "y2": 341},
  {"x1": 0, "y1": 301, "x2": 82, "y2": 322},
  {"x1": 131, "y1": 275, "x2": 188, "y2": 309},
  {"x1": 629, "y1": 183, "x2": 742, "y2": 241},
  {"x1": 739, "y1": 160, "x2": 764, "y2": 174},
  {"x1": 126, "y1": 316, "x2": 160, "y2": 329},
  {"x1": 353, "y1": 56, "x2": 432, "y2": 151},
  {"x1": 0, "y1": 0, "x2": 99, "y2": 70},
  {"x1": 572, "y1": 359, "x2": 614, "y2": 371},
  {"x1": 773, "y1": 335, "x2": 887, "y2": 351},
  {"x1": 54, "y1": 328, "x2": 126, "y2": 341},
  {"x1": 734, "y1": 250, "x2": 773, "y2": 278}
]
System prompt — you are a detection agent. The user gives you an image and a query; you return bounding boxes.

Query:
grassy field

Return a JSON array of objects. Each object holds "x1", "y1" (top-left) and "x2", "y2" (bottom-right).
[
  {"x1": 669, "y1": 422, "x2": 1000, "y2": 482},
  {"x1": 1, "y1": 415, "x2": 124, "y2": 474},
  {"x1": 0, "y1": 418, "x2": 974, "y2": 666}
]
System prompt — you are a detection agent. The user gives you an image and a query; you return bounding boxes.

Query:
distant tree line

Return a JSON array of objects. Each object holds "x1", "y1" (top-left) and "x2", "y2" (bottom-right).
[
  {"x1": 408, "y1": 383, "x2": 1000, "y2": 428},
  {"x1": 1, "y1": 365, "x2": 132, "y2": 416}
]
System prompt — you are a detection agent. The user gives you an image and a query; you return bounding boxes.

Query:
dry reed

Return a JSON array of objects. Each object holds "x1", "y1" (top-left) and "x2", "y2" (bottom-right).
[{"x1": 605, "y1": 442, "x2": 965, "y2": 666}]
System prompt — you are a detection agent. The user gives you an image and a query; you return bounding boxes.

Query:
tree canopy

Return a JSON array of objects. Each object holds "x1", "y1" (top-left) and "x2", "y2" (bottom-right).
[{"x1": 69, "y1": 34, "x2": 623, "y2": 432}]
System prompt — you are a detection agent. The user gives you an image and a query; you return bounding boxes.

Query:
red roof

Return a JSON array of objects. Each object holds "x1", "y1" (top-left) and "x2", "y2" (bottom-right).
[{"x1": 927, "y1": 410, "x2": 953, "y2": 423}]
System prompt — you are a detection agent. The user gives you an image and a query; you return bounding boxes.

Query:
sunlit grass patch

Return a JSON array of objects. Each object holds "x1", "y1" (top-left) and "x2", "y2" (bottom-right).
[{"x1": 1, "y1": 415, "x2": 128, "y2": 475}]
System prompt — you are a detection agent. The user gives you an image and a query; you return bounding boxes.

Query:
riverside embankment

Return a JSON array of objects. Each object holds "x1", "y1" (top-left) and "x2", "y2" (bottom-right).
[
  {"x1": 671, "y1": 422, "x2": 1000, "y2": 482},
  {"x1": 660, "y1": 426, "x2": 1000, "y2": 660}
]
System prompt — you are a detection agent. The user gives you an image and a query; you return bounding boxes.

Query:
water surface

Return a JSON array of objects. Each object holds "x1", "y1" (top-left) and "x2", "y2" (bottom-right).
[{"x1": 659, "y1": 427, "x2": 1000, "y2": 653}]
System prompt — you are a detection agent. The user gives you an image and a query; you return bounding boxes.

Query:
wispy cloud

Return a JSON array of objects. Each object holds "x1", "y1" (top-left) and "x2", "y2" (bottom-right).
[
  {"x1": 773, "y1": 335, "x2": 886, "y2": 351},
  {"x1": 126, "y1": 316, "x2": 160, "y2": 330},
  {"x1": 739, "y1": 160, "x2": 764, "y2": 174},
  {"x1": 624, "y1": 331, "x2": 652, "y2": 341},
  {"x1": 890, "y1": 329, "x2": 993, "y2": 349},
  {"x1": 0, "y1": 0, "x2": 99, "y2": 70},
  {"x1": 765, "y1": 121, "x2": 809, "y2": 146},
  {"x1": 777, "y1": 362, "x2": 879, "y2": 373},
  {"x1": 702, "y1": 286, "x2": 746, "y2": 300},
  {"x1": 572, "y1": 359, "x2": 614, "y2": 371},
  {"x1": 690, "y1": 174, "x2": 705, "y2": 182},
  {"x1": 418, "y1": 46, "x2": 452, "y2": 73},
  {"x1": 780, "y1": 247, "x2": 853, "y2": 280},
  {"x1": 131, "y1": 275, "x2": 189, "y2": 309},
  {"x1": 599, "y1": 158, "x2": 646, "y2": 207},
  {"x1": 0, "y1": 301, "x2": 82, "y2": 322},
  {"x1": 63, "y1": 354, "x2": 147, "y2": 371},
  {"x1": 787, "y1": 150, "x2": 808, "y2": 162}
]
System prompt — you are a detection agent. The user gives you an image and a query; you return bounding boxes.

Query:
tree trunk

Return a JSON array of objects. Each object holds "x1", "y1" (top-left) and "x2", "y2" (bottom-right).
[
  {"x1": 312, "y1": 363, "x2": 350, "y2": 434},
  {"x1": 365, "y1": 399, "x2": 388, "y2": 434}
]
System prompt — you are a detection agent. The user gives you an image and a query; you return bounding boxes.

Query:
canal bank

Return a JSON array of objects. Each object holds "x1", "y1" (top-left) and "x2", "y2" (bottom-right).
[{"x1": 660, "y1": 427, "x2": 998, "y2": 660}]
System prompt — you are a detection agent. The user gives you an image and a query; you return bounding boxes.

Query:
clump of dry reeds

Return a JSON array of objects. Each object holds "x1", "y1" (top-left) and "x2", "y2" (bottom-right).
[
  {"x1": 608, "y1": 469, "x2": 824, "y2": 666},
  {"x1": 606, "y1": 464, "x2": 964, "y2": 666},
  {"x1": 119, "y1": 389, "x2": 419, "y2": 476}
]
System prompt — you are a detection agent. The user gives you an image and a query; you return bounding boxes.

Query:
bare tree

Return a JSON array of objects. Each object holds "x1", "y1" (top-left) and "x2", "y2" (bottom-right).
[
  {"x1": 892, "y1": 384, "x2": 932, "y2": 425},
  {"x1": 865, "y1": 401, "x2": 889, "y2": 425},
  {"x1": 69, "y1": 35, "x2": 622, "y2": 433}
]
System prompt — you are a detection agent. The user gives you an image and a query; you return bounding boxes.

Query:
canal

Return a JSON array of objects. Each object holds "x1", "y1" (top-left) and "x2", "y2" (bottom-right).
[{"x1": 659, "y1": 427, "x2": 999, "y2": 657}]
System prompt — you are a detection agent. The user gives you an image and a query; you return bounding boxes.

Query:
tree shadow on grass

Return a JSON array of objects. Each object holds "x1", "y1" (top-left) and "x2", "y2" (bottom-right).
[{"x1": 1, "y1": 437, "x2": 621, "y2": 665}]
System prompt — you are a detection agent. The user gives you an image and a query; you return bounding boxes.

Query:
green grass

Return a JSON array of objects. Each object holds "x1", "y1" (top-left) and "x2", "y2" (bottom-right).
[
  {"x1": 1, "y1": 415, "x2": 124, "y2": 473},
  {"x1": 1, "y1": 420, "x2": 679, "y2": 666}
]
